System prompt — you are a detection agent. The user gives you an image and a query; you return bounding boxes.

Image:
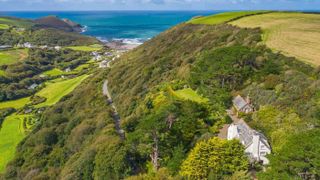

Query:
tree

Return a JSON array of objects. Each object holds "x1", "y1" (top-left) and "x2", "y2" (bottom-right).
[
  {"x1": 258, "y1": 129, "x2": 320, "y2": 180},
  {"x1": 180, "y1": 137, "x2": 248, "y2": 179}
]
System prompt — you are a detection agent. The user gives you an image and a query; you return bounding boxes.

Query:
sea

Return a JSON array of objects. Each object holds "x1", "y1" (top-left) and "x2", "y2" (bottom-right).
[{"x1": 0, "y1": 11, "x2": 220, "y2": 45}]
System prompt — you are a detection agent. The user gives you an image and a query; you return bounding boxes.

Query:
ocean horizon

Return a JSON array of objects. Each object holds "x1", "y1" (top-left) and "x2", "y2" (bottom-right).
[{"x1": 0, "y1": 11, "x2": 220, "y2": 44}]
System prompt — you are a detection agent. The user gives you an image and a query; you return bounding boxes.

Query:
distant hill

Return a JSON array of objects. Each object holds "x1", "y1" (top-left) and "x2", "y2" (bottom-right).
[{"x1": 34, "y1": 16, "x2": 83, "y2": 32}]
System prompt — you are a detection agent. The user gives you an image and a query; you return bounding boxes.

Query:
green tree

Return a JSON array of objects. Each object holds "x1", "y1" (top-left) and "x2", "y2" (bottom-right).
[
  {"x1": 258, "y1": 129, "x2": 320, "y2": 180},
  {"x1": 180, "y1": 137, "x2": 248, "y2": 179}
]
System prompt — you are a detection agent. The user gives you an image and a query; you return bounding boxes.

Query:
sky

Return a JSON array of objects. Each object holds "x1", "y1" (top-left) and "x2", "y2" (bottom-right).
[{"x1": 0, "y1": 0, "x2": 319, "y2": 11}]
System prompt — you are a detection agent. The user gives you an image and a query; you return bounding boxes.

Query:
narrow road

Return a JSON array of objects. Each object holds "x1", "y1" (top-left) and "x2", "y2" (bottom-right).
[{"x1": 103, "y1": 80, "x2": 125, "y2": 139}]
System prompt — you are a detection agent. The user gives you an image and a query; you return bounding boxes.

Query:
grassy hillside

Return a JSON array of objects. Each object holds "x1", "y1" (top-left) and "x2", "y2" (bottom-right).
[
  {"x1": 0, "y1": 49, "x2": 28, "y2": 66},
  {"x1": 189, "y1": 11, "x2": 269, "y2": 25},
  {"x1": 66, "y1": 44, "x2": 103, "y2": 52},
  {"x1": 2, "y1": 12, "x2": 320, "y2": 179},
  {"x1": 35, "y1": 75, "x2": 89, "y2": 107},
  {"x1": 230, "y1": 12, "x2": 320, "y2": 66},
  {"x1": 0, "y1": 114, "x2": 31, "y2": 173}
]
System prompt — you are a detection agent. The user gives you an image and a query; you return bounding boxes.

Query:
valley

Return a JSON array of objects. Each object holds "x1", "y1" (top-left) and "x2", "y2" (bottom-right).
[{"x1": 0, "y1": 11, "x2": 320, "y2": 180}]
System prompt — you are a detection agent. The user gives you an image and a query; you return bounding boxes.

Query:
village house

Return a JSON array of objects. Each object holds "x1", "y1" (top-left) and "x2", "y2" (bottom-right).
[
  {"x1": 54, "y1": 46, "x2": 62, "y2": 51},
  {"x1": 99, "y1": 60, "x2": 109, "y2": 68},
  {"x1": 218, "y1": 95, "x2": 271, "y2": 165},
  {"x1": 28, "y1": 83, "x2": 39, "y2": 90},
  {"x1": 233, "y1": 95, "x2": 254, "y2": 115},
  {"x1": 65, "y1": 67, "x2": 71, "y2": 73},
  {"x1": 22, "y1": 42, "x2": 33, "y2": 48},
  {"x1": 40, "y1": 45, "x2": 48, "y2": 49},
  {"x1": 227, "y1": 121, "x2": 271, "y2": 165}
]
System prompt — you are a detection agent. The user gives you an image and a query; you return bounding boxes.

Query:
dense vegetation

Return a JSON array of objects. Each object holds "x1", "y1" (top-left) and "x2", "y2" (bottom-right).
[{"x1": 2, "y1": 12, "x2": 320, "y2": 180}]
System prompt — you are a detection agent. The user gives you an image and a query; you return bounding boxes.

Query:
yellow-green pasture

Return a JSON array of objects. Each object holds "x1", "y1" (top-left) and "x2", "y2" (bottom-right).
[
  {"x1": 230, "y1": 12, "x2": 320, "y2": 66},
  {"x1": 66, "y1": 44, "x2": 103, "y2": 52},
  {"x1": 173, "y1": 88, "x2": 209, "y2": 104},
  {"x1": 35, "y1": 74, "x2": 89, "y2": 107},
  {"x1": 0, "y1": 24, "x2": 9, "y2": 29},
  {"x1": 0, "y1": 97, "x2": 30, "y2": 110},
  {"x1": 0, "y1": 48, "x2": 28, "y2": 66},
  {"x1": 189, "y1": 11, "x2": 269, "y2": 25},
  {"x1": 0, "y1": 114, "x2": 33, "y2": 173}
]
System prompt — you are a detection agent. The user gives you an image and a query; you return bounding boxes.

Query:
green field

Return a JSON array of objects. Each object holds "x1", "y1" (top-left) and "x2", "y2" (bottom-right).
[
  {"x1": 0, "y1": 24, "x2": 9, "y2": 29},
  {"x1": 174, "y1": 88, "x2": 209, "y2": 103},
  {"x1": 230, "y1": 12, "x2": 320, "y2": 66},
  {"x1": 0, "y1": 49, "x2": 28, "y2": 66},
  {"x1": 66, "y1": 44, "x2": 103, "y2": 52},
  {"x1": 43, "y1": 68, "x2": 65, "y2": 76},
  {"x1": 35, "y1": 75, "x2": 89, "y2": 107},
  {"x1": 0, "y1": 70, "x2": 5, "y2": 76},
  {"x1": 0, "y1": 114, "x2": 31, "y2": 173},
  {"x1": 188, "y1": 11, "x2": 269, "y2": 25},
  {"x1": 0, "y1": 97, "x2": 30, "y2": 110}
]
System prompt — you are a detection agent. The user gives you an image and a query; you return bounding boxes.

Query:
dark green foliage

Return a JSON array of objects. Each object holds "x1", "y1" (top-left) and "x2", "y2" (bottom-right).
[
  {"x1": 3, "y1": 71, "x2": 118, "y2": 179},
  {"x1": 258, "y1": 129, "x2": 320, "y2": 180},
  {"x1": 0, "y1": 26, "x2": 99, "y2": 46}
]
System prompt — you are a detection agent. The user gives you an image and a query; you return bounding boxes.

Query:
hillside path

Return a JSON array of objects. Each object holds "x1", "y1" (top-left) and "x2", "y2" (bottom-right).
[{"x1": 103, "y1": 80, "x2": 125, "y2": 139}]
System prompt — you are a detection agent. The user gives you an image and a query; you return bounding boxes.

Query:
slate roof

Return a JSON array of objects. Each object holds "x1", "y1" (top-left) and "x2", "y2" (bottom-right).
[
  {"x1": 236, "y1": 121, "x2": 271, "y2": 149},
  {"x1": 233, "y1": 95, "x2": 248, "y2": 110},
  {"x1": 237, "y1": 122, "x2": 253, "y2": 147}
]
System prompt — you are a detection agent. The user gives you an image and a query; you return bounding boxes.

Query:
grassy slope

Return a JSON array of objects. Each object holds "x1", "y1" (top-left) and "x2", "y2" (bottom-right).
[
  {"x1": 43, "y1": 68, "x2": 65, "y2": 76},
  {"x1": 173, "y1": 88, "x2": 209, "y2": 103},
  {"x1": 0, "y1": 70, "x2": 5, "y2": 76},
  {"x1": 0, "y1": 114, "x2": 31, "y2": 173},
  {"x1": 0, "y1": 97, "x2": 30, "y2": 110},
  {"x1": 0, "y1": 24, "x2": 9, "y2": 29},
  {"x1": 66, "y1": 44, "x2": 103, "y2": 52},
  {"x1": 230, "y1": 12, "x2": 320, "y2": 66},
  {"x1": 189, "y1": 11, "x2": 268, "y2": 25},
  {"x1": 0, "y1": 49, "x2": 28, "y2": 66},
  {"x1": 35, "y1": 75, "x2": 89, "y2": 107}
]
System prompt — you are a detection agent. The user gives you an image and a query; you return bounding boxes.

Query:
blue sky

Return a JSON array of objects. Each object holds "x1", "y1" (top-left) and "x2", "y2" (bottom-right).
[{"x1": 0, "y1": 0, "x2": 319, "y2": 11}]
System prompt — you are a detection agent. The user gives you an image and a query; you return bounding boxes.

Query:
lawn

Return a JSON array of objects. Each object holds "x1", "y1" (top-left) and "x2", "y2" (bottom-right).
[
  {"x1": 0, "y1": 24, "x2": 9, "y2": 29},
  {"x1": 66, "y1": 44, "x2": 103, "y2": 52},
  {"x1": 0, "y1": 70, "x2": 6, "y2": 76},
  {"x1": 43, "y1": 68, "x2": 65, "y2": 76},
  {"x1": 35, "y1": 74, "x2": 89, "y2": 107},
  {"x1": 0, "y1": 114, "x2": 31, "y2": 173},
  {"x1": 0, "y1": 97, "x2": 30, "y2": 110},
  {"x1": 174, "y1": 88, "x2": 209, "y2": 104},
  {"x1": 230, "y1": 12, "x2": 320, "y2": 66},
  {"x1": 0, "y1": 48, "x2": 28, "y2": 66},
  {"x1": 188, "y1": 11, "x2": 269, "y2": 25}
]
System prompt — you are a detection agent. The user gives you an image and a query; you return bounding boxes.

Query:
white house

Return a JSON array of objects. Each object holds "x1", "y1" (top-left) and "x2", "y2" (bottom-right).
[
  {"x1": 28, "y1": 83, "x2": 39, "y2": 90},
  {"x1": 65, "y1": 67, "x2": 71, "y2": 73},
  {"x1": 227, "y1": 121, "x2": 271, "y2": 165},
  {"x1": 22, "y1": 42, "x2": 33, "y2": 48},
  {"x1": 54, "y1": 46, "x2": 61, "y2": 51},
  {"x1": 99, "y1": 60, "x2": 109, "y2": 68}
]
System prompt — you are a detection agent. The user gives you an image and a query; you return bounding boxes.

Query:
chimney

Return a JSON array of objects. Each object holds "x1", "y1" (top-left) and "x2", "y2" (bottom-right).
[{"x1": 246, "y1": 95, "x2": 251, "y2": 104}]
